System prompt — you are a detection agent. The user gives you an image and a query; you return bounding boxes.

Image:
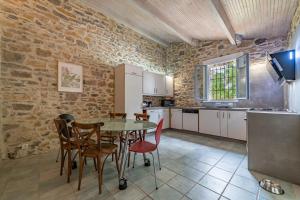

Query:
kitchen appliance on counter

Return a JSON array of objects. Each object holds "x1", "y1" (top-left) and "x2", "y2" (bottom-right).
[
  {"x1": 143, "y1": 101, "x2": 152, "y2": 107},
  {"x1": 247, "y1": 111, "x2": 300, "y2": 185},
  {"x1": 161, "y1": 99, "x2": 175, "y2": 107}
]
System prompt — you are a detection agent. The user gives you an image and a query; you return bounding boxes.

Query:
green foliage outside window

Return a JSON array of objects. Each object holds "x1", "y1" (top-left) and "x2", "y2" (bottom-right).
[{"x1": 209, "y1": 60, "x2": 237, "y2": 100}]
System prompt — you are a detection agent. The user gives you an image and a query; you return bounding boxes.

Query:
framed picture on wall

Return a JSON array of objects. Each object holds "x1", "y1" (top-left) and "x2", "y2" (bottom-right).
[{"x1": 58, "y1": 62, "x2": 83, "y2": 93}]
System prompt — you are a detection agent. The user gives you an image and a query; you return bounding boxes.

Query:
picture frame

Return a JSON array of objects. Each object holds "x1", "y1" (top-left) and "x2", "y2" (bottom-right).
[{"x1": 58, "y1": 62, "x2": 83, "y2": 93}]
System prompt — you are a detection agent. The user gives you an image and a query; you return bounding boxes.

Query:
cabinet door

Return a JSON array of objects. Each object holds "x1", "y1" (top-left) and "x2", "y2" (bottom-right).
[
  {"x1": 199, "y1": 110, "x2": 220, "y2": 136},
  {"x1": 220, "y1": 111, "x2": 228, "y2": 137},
  {"x1": 171, "y1": 109, "x2": 182, "y2": 129},
  {"x1": 143, "y1": 71, "x2": 156, "y2": 95},
  {"x1": 162, "y1": 109, "x2": 169, "y2": 129},
  {"x1": 227, "y1": 111, "x2": 247, "y2": 140},
  {"x1": 148, "y1": 110, "x2": 158, "y2": 133},
  {"x1": 125, "y1": 74, "x2": 142, "y2": 119},
  {"x1": 183, "y1": 113, "x2": 199, "y2": 132},
  {"x1": 165, "y1": 76, "x2": 173, "y2": 97},
  {"x1": 155, "y1": 74, "x2": 166, "y2": 95}
]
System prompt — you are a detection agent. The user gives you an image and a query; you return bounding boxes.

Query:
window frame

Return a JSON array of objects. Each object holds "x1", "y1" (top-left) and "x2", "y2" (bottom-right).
[{"x1": 194, "y1": 53, "x2": 250, "y2": 102}]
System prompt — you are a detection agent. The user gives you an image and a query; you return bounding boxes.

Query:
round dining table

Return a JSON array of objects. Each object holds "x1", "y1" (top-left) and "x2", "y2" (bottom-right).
[{"x1": 76, "y1": 118, "x2": 157, "y2": 190}]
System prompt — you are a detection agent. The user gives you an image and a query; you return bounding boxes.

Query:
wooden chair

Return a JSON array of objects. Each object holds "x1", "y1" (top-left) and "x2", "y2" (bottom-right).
[
  {"x1": 72, "y1": 121, "x2": 119, "y2": 194},
  {"x1": 102, "y1": 113, "x2": 127, "y2": 161},
  {"x1": 55, "y1": 114, "x2": 75, "y2": 163},
  {"x1": 54, "y1": 118, "x2": 76, "y2": 183}
]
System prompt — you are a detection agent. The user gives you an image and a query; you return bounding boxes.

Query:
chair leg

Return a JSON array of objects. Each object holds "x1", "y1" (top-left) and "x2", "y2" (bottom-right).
[
  {"x1": 100, "y1": 155, "x2": 109, "y2": 194},
  {"x1": 93, "y1": 158, "x2": 97, "y2": 171},
  {"x1": 133, "y1": 152, "x2": 137, "y2": 168},
  {"x1": 114, "y1": 151, "x2": 120, "y2": 176},
  {"x1": 67, "y1": 150, "x2": 72, "y2": 183},
  {"x1": 97, "y1": 155, "x2": 103, "y2": 194},
  {"x1": 78, "y1": 158, "x2": 84, "y2": 191},
  {"x1": 56, "y1": 148, "x2": 60, "y2": 163},
  {"x1": 60, "y1": 148, "x2": 65, "y2": 176},
  {"x1": 118, "y1": 140, "x2": 122, "y2": 160},
  {"x1": 157, "y1": 148, "x2": 161, "y2": 170},
  {"x1": 127, "y1": 151, "x2": 131, "y2": 168},
  {"x1": 150, "y1": 152, "x2": 158, "y2": 190}
]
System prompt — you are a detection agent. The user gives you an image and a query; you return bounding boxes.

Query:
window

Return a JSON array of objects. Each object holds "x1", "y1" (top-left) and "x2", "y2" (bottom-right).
[{"x1": 195, "y1": 53, "x2": 249, "y2": 102}]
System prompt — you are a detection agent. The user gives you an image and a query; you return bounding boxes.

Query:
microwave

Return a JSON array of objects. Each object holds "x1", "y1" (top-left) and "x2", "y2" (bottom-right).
[{"x1": 161, "y1": 99, "x2": 175, "y2": 107}]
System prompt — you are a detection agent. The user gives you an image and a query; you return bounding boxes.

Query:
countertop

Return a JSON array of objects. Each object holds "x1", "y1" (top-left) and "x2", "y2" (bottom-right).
[{"x1": 143, "y1": 106, "x2": 250, "y2": 111}]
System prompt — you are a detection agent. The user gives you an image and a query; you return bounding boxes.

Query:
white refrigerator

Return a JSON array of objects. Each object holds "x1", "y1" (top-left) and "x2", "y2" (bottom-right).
[{"x1": 114, "y1": 64, "x2": 143, "y2": 119}]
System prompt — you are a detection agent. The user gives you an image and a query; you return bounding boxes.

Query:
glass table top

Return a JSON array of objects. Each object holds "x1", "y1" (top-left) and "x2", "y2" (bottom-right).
[{"x1": 76, "y1": 118, "x2": 157, "y2": 131}]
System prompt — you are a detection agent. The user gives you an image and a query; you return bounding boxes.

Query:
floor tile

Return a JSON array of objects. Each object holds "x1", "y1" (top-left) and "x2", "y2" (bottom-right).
[
  {"x1": 188, "y1": 159, "x2": 212, "y2": 173},
  {"x1": 186, "y1": 184, "x2": 220, "y2": 200},
  {"x1": 177, "y1": 167, "x2": 205, "y2": 182},
  {"x1": 113, "y1": 186, "x2": 146, "y2": 200},
  {"x1": 215, "y1": 161, "x2": 239, "y2": 173},
  {"x1": 208, "y1": 167, "x2": 233, "y2": 182},
  {"x1": 134, "y1": 174, "x2": 164, "y2": 194},
  {"x1": 150, "y1": 184, "x2": 183, "y2": 200},
  {"x1": 199, "y1": 175, "x2": 227, "y2": 194},
  {"x1": 152, "y1": 167, "x2": 177, "y2": 183},
  {"x1": 167, "y1": 175, "x2": 196, "y2": 194},
  {"x1": 223, "y1": 184, "x2": 257, "y2": 200},
  {"x1": 230, "y1": 175, "x2": 259, "y2": 194}
]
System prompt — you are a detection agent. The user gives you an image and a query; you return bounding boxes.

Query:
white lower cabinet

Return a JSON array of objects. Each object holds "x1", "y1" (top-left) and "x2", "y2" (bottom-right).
[
  {"x1": 147, "y1": 108, "x2": 170, "y2": 132},
  {"x1": 162, "y1": 109, "x2": 170, "y2": 129},
  {"x1": 220, "y1": 111, "x2": 228, "y2": 137},
  {"x1": 183, "y1": 113, "x2": 199, "y2": 132},
  {"x1": 171, "y1": 109, "x2": 182, "y2": 129},
  {"x1": 199, "y1": 109, "x2": 247, "y2": 141},
  {"x1": 199, "y1": 110, "x2": 220, "y2": 136},
  {"x1": 227, "y1": 111, "x2": 247, "y2": 140}
]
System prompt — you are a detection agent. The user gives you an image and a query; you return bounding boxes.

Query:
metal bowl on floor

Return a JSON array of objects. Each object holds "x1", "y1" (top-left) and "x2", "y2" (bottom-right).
[{"x1": 259, "y1": 179, "x2": 284, "y2": 195}]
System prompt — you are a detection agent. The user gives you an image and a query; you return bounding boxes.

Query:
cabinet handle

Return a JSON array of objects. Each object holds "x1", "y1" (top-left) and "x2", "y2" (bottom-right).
[
  {"x1": 217, "y1": 112, "x2": 219, "y2": 118},
  {"x1": 223, "y1": 112, "x2": 224, "y2": 118},
  {"x1": 228, "y1": 113, "x2": 231, "y2": 118}
]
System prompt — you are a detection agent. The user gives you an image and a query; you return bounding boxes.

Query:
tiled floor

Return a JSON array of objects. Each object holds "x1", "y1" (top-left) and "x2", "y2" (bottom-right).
[{"x1": 1, "y1": 130, "x2": 300, "y2": 200}]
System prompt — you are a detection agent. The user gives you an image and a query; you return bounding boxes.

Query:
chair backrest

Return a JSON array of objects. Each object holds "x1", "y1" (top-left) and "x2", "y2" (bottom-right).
[
  {"x1": 59, "y1": 114, "x2": 75, "y2": 123},
  {"x1": 109, "y1": 112, "x2": 127, "y2": 119},
  {"x1": 155, "y1": 119, "x2": 164, "y2": 146},
  {"x1": 54, "y1": 118, "x2": 72, "y2": 143},
  {"x1": 134, "y1": 113, "x2": 150, "y2": 121},
  {"x1": 72, "y1": 122, "x2": 104, "y2": 148}
]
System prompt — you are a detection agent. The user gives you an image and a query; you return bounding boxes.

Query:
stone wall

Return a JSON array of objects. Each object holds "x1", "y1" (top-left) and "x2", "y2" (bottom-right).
[
  {"x1": 0, "y1": 0, "x2": 166, "y2": 158},
  {"x1": 166, "y1": 37, "x2": 287, "y2": 108}
]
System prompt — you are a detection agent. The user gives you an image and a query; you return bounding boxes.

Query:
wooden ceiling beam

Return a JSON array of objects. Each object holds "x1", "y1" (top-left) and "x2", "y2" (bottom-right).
[
  {"x1": 131, "y1": 0, "x2": 196, "y2": 46},
  {"x1": 210, "y1": 0, "x2": 237, "y2": 45}
]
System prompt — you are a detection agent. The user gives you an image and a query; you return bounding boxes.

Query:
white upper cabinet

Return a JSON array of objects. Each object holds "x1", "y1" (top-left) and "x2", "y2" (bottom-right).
[
  {"x1": 165, "y1": 76, "x2": 174, "y2": 97},
  {"x1": 143, "y1": 71, "x2": 156, "y2": 95},
  {"x1": 143, "y1": 71, "x2": 173, "y2": 96},
  {"x1": 155, "y1": 74, "x2": 166, "y2": 95}
]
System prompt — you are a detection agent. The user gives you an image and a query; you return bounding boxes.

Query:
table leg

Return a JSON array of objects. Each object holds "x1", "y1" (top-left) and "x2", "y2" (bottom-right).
[{"x1": 119, "y1": 131, "x2": 129, "y2": 190}]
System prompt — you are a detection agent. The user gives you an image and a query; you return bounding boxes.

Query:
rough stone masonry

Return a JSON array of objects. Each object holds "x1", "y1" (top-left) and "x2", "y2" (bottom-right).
[{"x1": 0, "y1": 0, "x2": 166, "y2": 158}]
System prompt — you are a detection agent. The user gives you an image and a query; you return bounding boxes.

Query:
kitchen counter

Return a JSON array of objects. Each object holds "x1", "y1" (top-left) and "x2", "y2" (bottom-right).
[{"x1": 143, "y1": 106, "x2": 250, "y2": 111}]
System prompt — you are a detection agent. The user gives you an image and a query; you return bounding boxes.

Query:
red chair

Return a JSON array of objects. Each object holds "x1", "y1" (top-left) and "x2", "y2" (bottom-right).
[{"x1": 129, "y1": 118, "x2": 163, "y2": 189}]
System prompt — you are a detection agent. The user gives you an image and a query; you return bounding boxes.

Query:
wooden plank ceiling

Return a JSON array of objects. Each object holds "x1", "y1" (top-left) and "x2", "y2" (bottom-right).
[{"x1": 80, "y1": 0, "x2": 298, "y2": 46}]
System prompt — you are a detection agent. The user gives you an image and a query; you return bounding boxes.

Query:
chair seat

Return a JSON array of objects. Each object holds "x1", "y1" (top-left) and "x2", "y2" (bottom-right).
[
  {"x1": 129, "y1": 141, "x2": 156, "y2": 153},
  {"x1": 83, "y1": 143, "x2": 118, "y2": 157}
]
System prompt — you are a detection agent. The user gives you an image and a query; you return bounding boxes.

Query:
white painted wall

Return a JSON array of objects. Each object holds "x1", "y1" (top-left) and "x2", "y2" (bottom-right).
[{"x1": 288, "y1": 25, "x2": 300, "y2": 113}]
